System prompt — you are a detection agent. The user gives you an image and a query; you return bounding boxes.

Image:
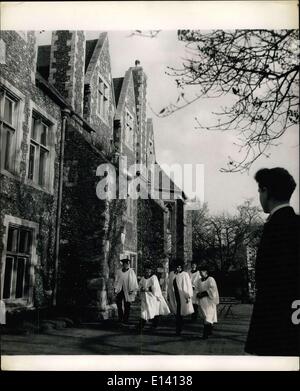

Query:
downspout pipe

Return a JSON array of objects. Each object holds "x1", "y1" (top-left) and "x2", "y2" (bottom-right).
[{"x1": 53, "y1": 108, "x2": 70, "y2": 306}]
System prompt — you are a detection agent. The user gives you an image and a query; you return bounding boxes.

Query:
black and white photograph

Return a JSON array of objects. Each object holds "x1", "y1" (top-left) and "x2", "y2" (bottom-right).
[{"x1": 0, "y1": 1, "x2": 299, "y2": 371}]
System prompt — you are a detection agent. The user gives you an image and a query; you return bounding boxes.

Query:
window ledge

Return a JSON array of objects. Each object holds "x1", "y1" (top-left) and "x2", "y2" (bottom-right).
[
  {"x1": 0, "y1": 168, "x2": 20, "y2": 181},
  {"x1": 24, "y1": 179, "x2": 54, "y2": 196},
  {"x1": 3, "y1": 300, "x2": 34, "y2": 312},
  {"x1": 1, "y1": 170, "x2": 54, "y2": 196}
]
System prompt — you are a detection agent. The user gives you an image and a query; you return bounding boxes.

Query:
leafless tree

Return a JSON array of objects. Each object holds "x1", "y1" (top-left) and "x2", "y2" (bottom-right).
[
  {"x1": 192, "y1": 200, "x2": 263, "y2": 272},
  {"x1": 159, "y1": 30, "x2": 299, "y2": 172}
]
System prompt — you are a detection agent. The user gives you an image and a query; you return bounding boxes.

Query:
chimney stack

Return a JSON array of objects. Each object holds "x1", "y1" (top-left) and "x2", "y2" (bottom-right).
[{"x1": 49, "y1": 31, "x2": 86, "y2": 116}]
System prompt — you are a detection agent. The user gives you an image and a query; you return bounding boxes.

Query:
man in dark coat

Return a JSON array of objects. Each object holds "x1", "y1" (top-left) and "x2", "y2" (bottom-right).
[{"x1": 245, "y1": 167, "x2": 300, "y2": 356}]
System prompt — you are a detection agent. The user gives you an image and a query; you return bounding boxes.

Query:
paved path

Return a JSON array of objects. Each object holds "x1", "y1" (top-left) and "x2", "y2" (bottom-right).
[{"x1": 1, "y1": 304, "x2": 252, "y2": 355}]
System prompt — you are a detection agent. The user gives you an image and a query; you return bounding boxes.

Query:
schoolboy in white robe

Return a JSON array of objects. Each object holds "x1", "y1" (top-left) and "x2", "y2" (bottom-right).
[
  {"x1": 114, "y1": 258, "x2": 139, "y2": 324},
  {"x1": 137, "y1": 266, "x2": 170, "y2": 331},
  {"x1": 188, "y1": 262, "x2": 201, "y2": 321},
  {"x1": 168, "y1": 261, "x2": 194, "y2": 335},
  {"x1": 196, "y1": 267, "x2": 219, "y2": 339}
]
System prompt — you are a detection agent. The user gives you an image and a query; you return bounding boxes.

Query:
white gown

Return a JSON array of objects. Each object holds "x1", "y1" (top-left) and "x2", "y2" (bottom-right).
[
  {"x1": 168, "y1": 271, "x2": 194, "y2": 316},
  {"x1": 139, "y1": 275, "x2": 170, "y2": 320},
  {"x1": 196, "y1": 276, "x2": 219, "y2": 324},
  {"x1": 114, "y1": 268, "x2": 139, "y2": 302},
  {"x1": 188, "y1": 270, "x2": 201, "y2": 304}
]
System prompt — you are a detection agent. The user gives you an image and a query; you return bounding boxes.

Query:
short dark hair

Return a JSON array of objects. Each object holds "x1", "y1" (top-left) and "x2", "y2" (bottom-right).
[
  {"x1": 199, "y1": 261, "x2": 213, "y2": 274},
  {"x1": 199, "y1": 264, "x2": 208, "y2": 271},
  {"x1": 120, "y1": 258, "x2": 130, "y2": 264},
  {"x1": 255, "y1": 167, "x2": 296, "y2": 201}
]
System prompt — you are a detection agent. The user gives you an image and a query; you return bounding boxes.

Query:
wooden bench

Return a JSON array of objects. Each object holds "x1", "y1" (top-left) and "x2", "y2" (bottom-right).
[{"x1": 217, "y1": 297, "x2": 240, "y2": 318}]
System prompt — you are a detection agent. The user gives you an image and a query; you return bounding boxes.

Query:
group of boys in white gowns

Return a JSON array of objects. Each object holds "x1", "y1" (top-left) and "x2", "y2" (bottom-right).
[{"x1": 114, "y1": 258, "x2": 219, "y2": 337}]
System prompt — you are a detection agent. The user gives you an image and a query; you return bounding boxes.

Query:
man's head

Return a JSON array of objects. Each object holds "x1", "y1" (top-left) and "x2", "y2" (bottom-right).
[
  {"x1": 199, "y1": 268, "x2": 208, "y2": 279},
  {"x1": 120, "y1": 258, "x2": 130, "y2": 270},
  {"x1": 176, "y1": 265, "x2": 183, "y2": 273},
  {"x1": 255, "y1": 168, "x2": 296, "y2": 213},
  {"x1": 199, "y1": 263, "x2": 210, "y2": 278},
  {"x1": 144, "y1": 262, "x2": 153, "y2": 278},
  {"x1": 174, "y1": 258, "x2": 184, "y2": 273},
  {"x1": 191, "y1": 262, "x2": 198, "y2": 271}
]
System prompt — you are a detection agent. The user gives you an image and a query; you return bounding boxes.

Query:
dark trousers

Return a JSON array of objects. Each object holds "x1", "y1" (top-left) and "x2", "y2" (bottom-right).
[
  {"x1": 176, "y1": 301, "x2": 183, "y2": 335},
  {"x1": 152, "y1": 316, "x2": 159, "y2": 328},
  {"x1": 138, "y1": 316, "x2": 159, "y2": 330},
  {"x1": 203, "y1": 323, "x2": 213, "y2": 339},
  {"x1": 174, "y1": 280, "x2": 183, "y2": 335},
  {"x1": 191, "y1": 304, "x2": 198, "y2": 320},
  {"x1": 116, "y1": 290, "x2": 131, "y2": 323}
]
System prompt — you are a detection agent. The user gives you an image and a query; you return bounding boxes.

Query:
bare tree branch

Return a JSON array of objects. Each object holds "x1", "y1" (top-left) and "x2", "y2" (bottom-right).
[
  {"x1": 127, "y1": 30, "x2": 161, "y2": 39},
  {"x1": 157, "y1": 30, "x2": 299, "y2": 172},
  {"x1": 192, "y1": 200, "x2": 263, "y2": 272}
]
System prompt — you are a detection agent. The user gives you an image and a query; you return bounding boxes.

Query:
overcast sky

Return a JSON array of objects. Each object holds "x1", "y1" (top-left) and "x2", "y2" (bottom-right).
[{"x1": 37, "y1": 30, "x2": 299, "y2": 216}]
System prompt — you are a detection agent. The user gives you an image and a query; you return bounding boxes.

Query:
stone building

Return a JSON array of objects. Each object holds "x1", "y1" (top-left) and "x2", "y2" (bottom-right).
[
  {"x1": 0, "y1": 30, "x2": 191, "y2": 323},
  {"x1": 0, "y1": 31, "x2": 64, "y2": 319}
]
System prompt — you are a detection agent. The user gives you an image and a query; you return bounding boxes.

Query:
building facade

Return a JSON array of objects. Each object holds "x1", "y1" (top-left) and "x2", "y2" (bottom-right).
[
  {"x1": 0, "y1": 30, "x2": 192, "y2": 323},
  {"x1": 0, "y1": 31, "x2": 63, "y2": 318}
]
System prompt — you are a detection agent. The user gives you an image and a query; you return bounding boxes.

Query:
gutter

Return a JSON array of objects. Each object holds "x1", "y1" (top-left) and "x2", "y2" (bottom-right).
[{"x1": 52, "y1": 108, "x2": 70, "y2": 306}]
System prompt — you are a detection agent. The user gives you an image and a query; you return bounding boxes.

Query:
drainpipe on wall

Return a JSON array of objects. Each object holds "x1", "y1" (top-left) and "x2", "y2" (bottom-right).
[{"x1": 53, "y1": 108, "x2": 70, "y2": 306}]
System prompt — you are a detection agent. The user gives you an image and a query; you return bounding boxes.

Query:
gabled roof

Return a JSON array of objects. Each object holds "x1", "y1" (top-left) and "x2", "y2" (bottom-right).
[
  {"x1": 85, "y1": 39, "x2": 98, "y2": 72},
  {"x1": 35, "y1": 72, "x2": 111, "y2": 165},
  {"x1": 84, "y1": 32, "x2": 116, "y2": 111},
  {"x1": 155, "y1": 164, "x2": 187, "y2": 201},
  {"x1": 114, "y1": 69, "x2": 136, "y2": 120},
  {"x1": 37, "y1": 37, "x2": 102, "y2": 80},
  {"x1": 113, "y1": 77, "x2": 124, "y2": 107},
  {"x1": 37, "y1": 45, "x2": 51, "y2": 80},
  {"x1": 84, "y1": 32, "x2": 108, "y2": 85}
]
